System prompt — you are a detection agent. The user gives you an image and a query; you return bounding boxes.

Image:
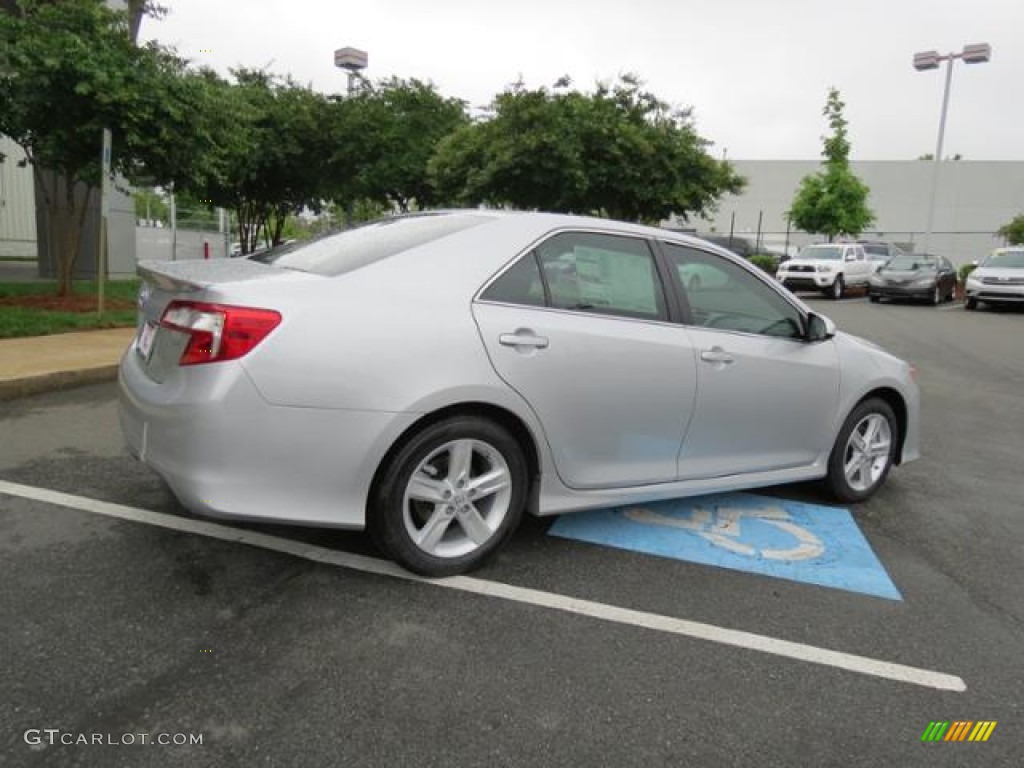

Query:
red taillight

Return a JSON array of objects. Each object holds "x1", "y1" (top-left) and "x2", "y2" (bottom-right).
[{"x1": 160, "y1": 300, "x2": 282, "y2": 366}]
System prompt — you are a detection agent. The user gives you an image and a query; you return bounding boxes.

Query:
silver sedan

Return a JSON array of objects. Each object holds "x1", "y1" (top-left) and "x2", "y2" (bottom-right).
[{"x1": 119, "y1": 211, "x2": 920, "y2": 576}]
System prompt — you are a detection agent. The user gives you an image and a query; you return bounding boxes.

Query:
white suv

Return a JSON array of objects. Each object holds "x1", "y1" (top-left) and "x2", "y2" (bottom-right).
[{"x1": 776, "y1": 243, "x2": 872, "y2": 299}]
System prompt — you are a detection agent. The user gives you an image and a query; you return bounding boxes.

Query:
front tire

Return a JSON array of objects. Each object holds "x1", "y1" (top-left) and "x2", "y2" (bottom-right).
[
  {"x1": 369, "y1": 416, "x2": 528, "y2": 577},
  {"x1": 965, "y1": 297, "x2": 978, "y2": 310},
  {"x1": 869, "y1": 295, "x2": 880, "y2": 304},
  {"x1": 931, "y1": 285, "x2": 941, "y2": 305},
  {"x1": 824, "y1": 398, "x2": 899, "y2": 503},
  {"x1": 827, "y1": 275, "x2": 844, "y2": 300}
]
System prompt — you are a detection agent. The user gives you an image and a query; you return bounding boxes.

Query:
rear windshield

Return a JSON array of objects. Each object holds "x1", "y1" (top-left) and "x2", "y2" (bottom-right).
[{"x1": 251, "y1": 213, "x2": 494, "y2": 276}]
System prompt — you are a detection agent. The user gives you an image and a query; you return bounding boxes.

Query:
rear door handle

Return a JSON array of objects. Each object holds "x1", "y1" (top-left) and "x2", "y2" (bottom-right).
[
  {"x1": 499, "y1": 332, "x2": 549, "y2": 349},
  {"x1": 700, "y1": 347, "x2": 734, "y2": 364}
]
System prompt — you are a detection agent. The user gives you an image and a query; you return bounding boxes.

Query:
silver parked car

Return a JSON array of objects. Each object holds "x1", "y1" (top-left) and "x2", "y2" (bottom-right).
[
  {"x1": 119, "y1": 211, "x2": 920, "y2": 576},
  {"x1": 964, "y1": 247, "x2": 1024, "y2": 310}
]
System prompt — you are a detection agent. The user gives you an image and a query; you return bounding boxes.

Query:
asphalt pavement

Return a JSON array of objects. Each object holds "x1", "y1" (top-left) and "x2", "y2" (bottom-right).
[{"x1": 1, "y1": 296, "x2": 1022, "y2": 767}]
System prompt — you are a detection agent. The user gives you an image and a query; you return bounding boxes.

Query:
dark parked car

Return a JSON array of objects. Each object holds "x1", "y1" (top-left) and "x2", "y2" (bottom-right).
[{"x1": 868, "y1": 254, "x2": 957, "y2": 304}]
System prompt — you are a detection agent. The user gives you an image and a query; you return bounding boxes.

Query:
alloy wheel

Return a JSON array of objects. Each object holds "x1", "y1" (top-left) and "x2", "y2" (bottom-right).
[
  {"x1": 401, "y1": 438, "x2": 513, "y2": 559},
  {"x1": 843, "y1": 414, "x2": 892, "y2": 493}
]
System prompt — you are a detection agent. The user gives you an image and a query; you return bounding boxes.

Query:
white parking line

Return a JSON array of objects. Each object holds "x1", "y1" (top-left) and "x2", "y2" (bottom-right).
[{"x1": 0, "y1": 479, "x2": 966, "y2": 692}]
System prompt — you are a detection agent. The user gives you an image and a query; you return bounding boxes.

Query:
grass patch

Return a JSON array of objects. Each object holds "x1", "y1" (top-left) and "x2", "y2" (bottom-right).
[{"x1": 0, "y1": 279, "x2": 139, "y2": 339}]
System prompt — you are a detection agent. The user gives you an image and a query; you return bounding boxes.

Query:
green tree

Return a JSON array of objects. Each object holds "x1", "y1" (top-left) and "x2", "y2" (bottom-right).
[
  {"x1": 186, "y1": 70, "x2": 333, "y2": 253},
  {"x1": 997, "y1": 214, "x2": 1024, "y2": 245},
  {"x1": 332, "y1": 78, "x2": 469, "y2": 212},
  {"x1": 0, "y1": 0, "x2": 218, "y2": 294},
  {"x1": 428, "y1": 75, "x2": 743, "y2": 223},
  {"x1": 789, "y1": 88, "x2": 874, "y2": 241}
]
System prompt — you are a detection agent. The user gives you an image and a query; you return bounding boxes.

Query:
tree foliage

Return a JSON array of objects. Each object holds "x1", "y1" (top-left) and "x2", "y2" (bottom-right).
[
  {"x1": 428, "y1": 75, "x2": 743, "y2": 223},
  {"x1": 177, "y1": 69, "x2": 334, "y2": 253},
  {"x1": 0, "y1": 0, "x2": 215, "y2": 294},
  {"x1": 328, "y1": 78, "x2": 469, "y2": 212},
  {"x1": 789, "y1": 88, "x2": 874, "y2": 241},
  {"x1": 997, "y1": 214, "x2": 1024, "y2": 246}
]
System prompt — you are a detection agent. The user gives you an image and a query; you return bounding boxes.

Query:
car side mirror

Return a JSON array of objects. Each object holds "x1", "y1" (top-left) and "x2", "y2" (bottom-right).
[{"x1": 806, "y1": 312, "x2": 836, "y2": 342}]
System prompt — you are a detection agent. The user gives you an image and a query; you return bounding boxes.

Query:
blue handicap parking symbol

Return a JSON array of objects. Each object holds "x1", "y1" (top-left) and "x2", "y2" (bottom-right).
[{"x1": 548, "y1": 492, "x2": 901, "y2": 600}]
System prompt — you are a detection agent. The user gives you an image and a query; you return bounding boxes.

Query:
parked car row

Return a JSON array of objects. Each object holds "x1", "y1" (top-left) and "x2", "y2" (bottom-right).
[{"x1": 776, "y1": 241, "x2": 1024, "y2": 310}]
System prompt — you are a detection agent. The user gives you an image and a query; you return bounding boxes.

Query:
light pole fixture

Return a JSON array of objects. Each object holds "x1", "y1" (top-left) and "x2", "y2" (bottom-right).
[
  {"x1": 334, "y1": 47, "x2": 368, "y2": 96},
  {"x1": 912, "y1": 43, "x2": 991, "y2": 254}
]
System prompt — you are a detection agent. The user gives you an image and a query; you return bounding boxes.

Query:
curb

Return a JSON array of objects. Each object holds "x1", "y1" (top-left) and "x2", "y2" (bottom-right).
[{"x1": 0, "y1": 365, "x2": 119, "y2": 402}]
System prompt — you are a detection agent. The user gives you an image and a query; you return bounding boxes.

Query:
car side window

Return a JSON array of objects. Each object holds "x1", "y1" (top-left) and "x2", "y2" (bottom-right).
[
  {"x1": 662, "y1": 242, "x2": 804, "y2": 339},
  {"x1": 534, "y1": 232, "x2": 667, "y2": 320},
  {"x1": 480, "y1": 252, "x2": 546, "y2": 307}
]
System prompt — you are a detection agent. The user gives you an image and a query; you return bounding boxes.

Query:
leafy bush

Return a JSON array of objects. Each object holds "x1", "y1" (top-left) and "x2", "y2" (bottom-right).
[
  {"x1": 748, "y1": 254, "x2": 779, "y2": 275},
  {"x1": 958, "y1": 263, "x2": 977, "y2": 283}
]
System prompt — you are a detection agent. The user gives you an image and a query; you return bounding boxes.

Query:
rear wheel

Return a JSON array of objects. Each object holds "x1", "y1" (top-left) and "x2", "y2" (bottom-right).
[
  {"x1": 369, "y1": 416, "x2": 528, "y2": 577},
  {"x1": 824, "y1": 398, "x2": 898, "y2": 503},
  {"x1": 965, "y1": 297, "x2": 978, "y2": 310},
  {"x1": 869, "y1": 295, "x2": 880, "y2": 304}
]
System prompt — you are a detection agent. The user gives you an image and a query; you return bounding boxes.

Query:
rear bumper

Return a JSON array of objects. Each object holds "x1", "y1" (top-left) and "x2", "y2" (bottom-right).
[{"x1": 118, "y1": 349, "x2": 418, "y2": 528}]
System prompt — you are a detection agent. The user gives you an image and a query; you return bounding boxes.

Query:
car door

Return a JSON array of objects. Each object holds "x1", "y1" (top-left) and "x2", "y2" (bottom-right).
[
  {"x1": 846, "y1": 245, "x2": 871, "y2": 284},
  {"x1": 473, "y1": 231, "x2": 699, "y2": 489},
  {"x1": 660, "y1": 242, "x2": 841, "y2": 480}
]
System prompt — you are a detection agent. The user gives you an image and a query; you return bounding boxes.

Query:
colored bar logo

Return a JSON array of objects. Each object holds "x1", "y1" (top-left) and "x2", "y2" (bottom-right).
[{"x1": 921, "y1": 721, "x2": 997, "y2": 742}]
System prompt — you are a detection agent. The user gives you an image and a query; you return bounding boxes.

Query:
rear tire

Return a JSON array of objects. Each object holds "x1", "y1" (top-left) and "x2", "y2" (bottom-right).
[
  {"x1": 869, "y1": 295, "x2": 880, "y2": 304},
  {"x1": 369, "y1": 416, "x2": 528, "y2": 577},
  {"x1": 965, "y1": 297, "x2": 978, "y2": 310},
  {"x1": 824, "y1": 398, "x2": 899, "y2": 503}
]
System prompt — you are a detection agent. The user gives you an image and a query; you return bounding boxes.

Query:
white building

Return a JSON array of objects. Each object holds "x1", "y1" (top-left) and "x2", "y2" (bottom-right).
[
  {"x1": 687, "y1": 160, "x2": 1024, "y2": 266},
  {"x1": 0, "y1": 136, "x2": 37, "y2": 259}
]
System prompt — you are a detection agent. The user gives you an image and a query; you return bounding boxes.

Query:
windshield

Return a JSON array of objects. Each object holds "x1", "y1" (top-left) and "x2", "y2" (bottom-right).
[
  {"x1": 883, "y1": 256, "x2": 936, "y2": 271},
  {"x1": 980, "y1": 250, "x2": 1024, "y2": 269},
  {"x1": 799, "y1": 245, "x2": 843, "y2": 261},
  {"x1": 251, "y1": 213, "x2": 494, "y2": 276}
]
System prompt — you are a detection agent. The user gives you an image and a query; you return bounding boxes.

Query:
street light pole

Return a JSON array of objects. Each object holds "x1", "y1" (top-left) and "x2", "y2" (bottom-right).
[
  {"x1": 913, "y1": 43, "x2": 991, "y2": 255},
  {"x1": 334, "y1": 46, "x2": 368, "y2": 96}
]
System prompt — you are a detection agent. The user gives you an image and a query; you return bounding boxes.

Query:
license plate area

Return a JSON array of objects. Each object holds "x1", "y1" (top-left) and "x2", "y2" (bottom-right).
[{"x1": 137, "y1": 321, "x2": 157, "y2": 361}]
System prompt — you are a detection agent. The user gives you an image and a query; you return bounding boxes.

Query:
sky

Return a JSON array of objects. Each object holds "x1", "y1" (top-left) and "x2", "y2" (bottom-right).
[{"x1": 139, "y1": 0, "x2": 1024, "y2": 162}]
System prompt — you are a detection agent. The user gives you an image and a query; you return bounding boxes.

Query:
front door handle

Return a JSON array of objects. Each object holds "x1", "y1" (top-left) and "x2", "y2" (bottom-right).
[
  {"x1": 499, "y1": 332, "x2": 549, "y2": 349},
  {"x1": 700, "y1": 347, "x2": 734, "y2": 365}
]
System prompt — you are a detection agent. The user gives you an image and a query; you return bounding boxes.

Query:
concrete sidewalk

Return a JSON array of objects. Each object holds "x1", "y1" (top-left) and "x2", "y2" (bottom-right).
[{"x1": 0, "y1": 328, "x2": 136, "y2": 401}]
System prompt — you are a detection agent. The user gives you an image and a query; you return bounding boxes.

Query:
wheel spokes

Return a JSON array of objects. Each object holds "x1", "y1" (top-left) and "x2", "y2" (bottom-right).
[
  {"x1": 466, "y1": 468, "x2": 510, "y2": 500},
  {"x1": 446, "y1": 440, "x2": 474, "y2": 485},
  {"x1": 416, "y1": 507, "x2": 454, "y2": 551},
  {"x1": 407, "y1": 473, "x2": 447, "y2": 504},
  {"x1": 458, "y1": 503, "x2": 493, "y2": 545}
]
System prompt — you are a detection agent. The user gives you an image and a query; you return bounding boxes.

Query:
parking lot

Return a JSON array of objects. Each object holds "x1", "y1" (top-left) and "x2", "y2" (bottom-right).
[{"x1": 1, "y1": 295, "x2": 1021, "y2": 766}]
